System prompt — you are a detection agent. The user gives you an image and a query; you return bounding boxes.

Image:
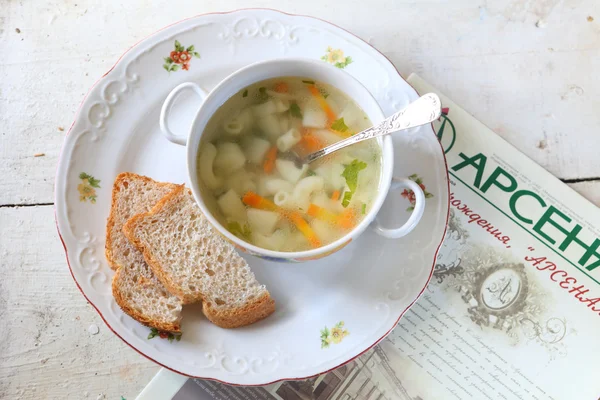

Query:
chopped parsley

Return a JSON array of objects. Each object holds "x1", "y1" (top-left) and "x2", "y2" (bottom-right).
[
  {"x1": 257, "y1": 86, "x2": 268, "y2": 102},
  {"x1": 331, "y1": 118, "x2": 350, "y2": 134},
  {"x1": 306, "y1": 169, "x2": 317, "y2": 176},
  {"x1": 362, "y1": 203, "x2": 367, "y2": 214},
  {"x1": 340, "y1": 159, "x2": 367, "y2": 207},
  {"x1": 290, "y1": 102, "x2": 303, "y2": 118},
  {"x1": 302, "y1": 79, "x2": 315, "y2": 85},
  {"x1": 242, "y1": 89, "x2": 248, "y2": 97},
  {"x1": 342, "y1": 192, "x2": 353, "y2": 208}
]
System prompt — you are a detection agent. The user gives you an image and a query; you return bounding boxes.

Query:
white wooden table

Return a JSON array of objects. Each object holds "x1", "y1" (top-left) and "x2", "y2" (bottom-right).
[{"x1": 1, "y1": 1, "x2": 599, "y2": 398}]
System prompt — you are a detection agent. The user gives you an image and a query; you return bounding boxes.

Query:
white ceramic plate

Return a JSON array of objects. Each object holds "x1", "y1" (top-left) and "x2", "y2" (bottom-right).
[{"x1": 55, "y1": 9, "x2": 449, "y2": 385}]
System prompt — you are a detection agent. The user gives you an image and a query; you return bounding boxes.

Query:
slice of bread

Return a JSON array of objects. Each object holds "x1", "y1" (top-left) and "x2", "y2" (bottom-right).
[
  {"x1": 106, "y1": 173, "x2": 183, "y2": 332},
  {"x1": 123, "y1": 186, "x2": 275, "y2": 328}
]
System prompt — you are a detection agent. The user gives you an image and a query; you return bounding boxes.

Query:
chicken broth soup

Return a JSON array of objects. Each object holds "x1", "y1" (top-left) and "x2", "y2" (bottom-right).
[{"x1": 197, "y1": 77, "x2": 381, "y2": 252}]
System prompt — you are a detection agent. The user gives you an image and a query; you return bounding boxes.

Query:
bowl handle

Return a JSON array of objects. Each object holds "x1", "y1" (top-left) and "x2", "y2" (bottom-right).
[
  {"x1": 372, "y1": 177, "x2": 425, "y2": 238},
  {"x1": 159, "y1": 82, "x2": 208, "y2": 146}
]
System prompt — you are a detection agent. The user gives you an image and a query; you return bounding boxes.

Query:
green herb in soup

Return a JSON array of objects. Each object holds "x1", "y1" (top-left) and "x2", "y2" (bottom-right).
[
  {"x1": 341, "y1": 159, "x2": 367, "y2": 207},
  {"x1": 197, "y1": 77, "x2": 381, "y2": 252}
]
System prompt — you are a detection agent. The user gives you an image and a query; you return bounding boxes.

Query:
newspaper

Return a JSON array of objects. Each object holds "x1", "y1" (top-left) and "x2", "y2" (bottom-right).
[{"x1": 167, "y1": 74, "x2": 600, "y2": 400}]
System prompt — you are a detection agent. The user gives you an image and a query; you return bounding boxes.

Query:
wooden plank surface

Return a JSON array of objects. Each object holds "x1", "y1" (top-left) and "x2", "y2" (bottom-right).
[
  {"x1": 0, "y1": 206, "x2": 158, "y2": 399},
  {"x1": 568, "y1": 181, "x2": 600, "y2": 207},
  {"x1": 1, "y1": 0, "x2": 599, "y2": 206},
  {"x1": 1, "y1": 0, "x2": 599, "y2": 398}
]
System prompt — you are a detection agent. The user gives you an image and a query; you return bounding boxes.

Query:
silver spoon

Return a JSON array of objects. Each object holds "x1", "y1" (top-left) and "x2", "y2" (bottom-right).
[{"x1": 302, "y1": 93, "x2": 442, "y2": 164}]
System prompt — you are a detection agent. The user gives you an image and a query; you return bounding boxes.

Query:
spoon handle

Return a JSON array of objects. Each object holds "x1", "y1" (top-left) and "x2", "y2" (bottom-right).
[{"x1": 304, "y1": 93, "x2": 442, "y2": 164}]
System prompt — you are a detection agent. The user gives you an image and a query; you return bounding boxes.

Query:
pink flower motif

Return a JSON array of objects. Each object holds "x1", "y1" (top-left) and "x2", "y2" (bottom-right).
[
  {"x1": 401, "y1": 189, "x2": 416, "y2": 204},
  {"x1": 164, "y1": 41, "x2": 200, "y2": 73},
  {"x1": 170, "y1": 51, "x2": 181, "y2": 63},
  {"x1": 178, "y1": 51, "x2": 190, "y2": 63},
  {"x1": 401, "y1": 174, "x2": 434, "y2": 212}
]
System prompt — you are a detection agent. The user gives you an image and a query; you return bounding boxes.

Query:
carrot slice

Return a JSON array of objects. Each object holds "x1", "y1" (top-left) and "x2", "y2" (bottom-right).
[
  {"x1": 294, "y1": 135, "x2": 323, "y2": 157},
  {"x1": 243, "y1": 193, "x2": 321, "y2": 247},
  {"x1": 308, "y1": 85, "x2": 336, "y2": 123},
  {"x1": 303, "y1": 134, "x2": 324, "y2": 152},
  {"x1": 289, "y1": 211, "x2": 321, "y2": 248},
  {"x1": 331, "y1": 190, "x2": 340, "y2": 201},
  {"x1": 328, "y1": 127, "x2": 353, "y2": 139},
  {"x1": 274, "y1": 82, "x2": 289, "y2": 93},
  {"x1": 293, "y1": 131, "x2": 325, "y2": 157},
  {"x1": 338, "y1": 208, "x2": 357, "y2": 229},
  {"x1": 242, "y1": 191, "x2": 278, "y2": 212},
  {"x1": 307, "y1": 204, "x2": 338, "y2": 224},
  {"x1": 263, "y1": 146, "x2": 278, "y2": 174},
  {"x1": 308, "y1": 203, "x2": 356, "y2": 230}
]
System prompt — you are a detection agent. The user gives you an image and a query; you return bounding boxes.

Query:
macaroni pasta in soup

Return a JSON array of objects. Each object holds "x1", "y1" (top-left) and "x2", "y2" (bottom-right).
[{"x1": 197, "y1": 77, "x2": 381, "y2": 252}]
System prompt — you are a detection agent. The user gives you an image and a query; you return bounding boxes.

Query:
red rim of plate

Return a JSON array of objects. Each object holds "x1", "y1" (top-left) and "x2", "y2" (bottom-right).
[{"x1": 54, "y1": 8, "x2": 451, "y2": 386}]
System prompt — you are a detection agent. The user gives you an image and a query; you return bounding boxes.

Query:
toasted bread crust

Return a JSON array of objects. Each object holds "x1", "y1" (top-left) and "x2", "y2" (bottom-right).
[
  {"x1": 111, "y1": 268, "x2": 182, "y2": 333},
  {"x1": 202, "y1": 292, "x2": 275, "y2": 329},
  {"x1": 106, "y1": 173, "x2": 182, "y2": 332},
  {"x1": 105, "y1": 172, "x2": 177, "y2": 271},
  {"x1": 123, "y1": 185, "x2": 276, "y2": 328}
]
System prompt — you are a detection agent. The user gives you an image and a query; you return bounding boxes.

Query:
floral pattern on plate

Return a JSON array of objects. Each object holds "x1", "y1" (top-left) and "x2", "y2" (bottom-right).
[
  {"x1": 55, "y1": 9, "x2": 449, "y2": 384},
  {"x1": 163, "y1": 40, "x2": 200, "y2": 73},
  {"x1": 320, "y1": 321, "x2": 349, "y2": 348},
  {"x1": 402, "y1": 173, "x2": 434, "y2": 212},
  {"x1": 78, "y1": 172, "x2": 100, "y2": 203},
  {"x1": 321, "y1": 47, "x2": 353, "y2": 69},
  {"x1": 148, "y1": 327, "x2": 182, "y2": 343}
]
